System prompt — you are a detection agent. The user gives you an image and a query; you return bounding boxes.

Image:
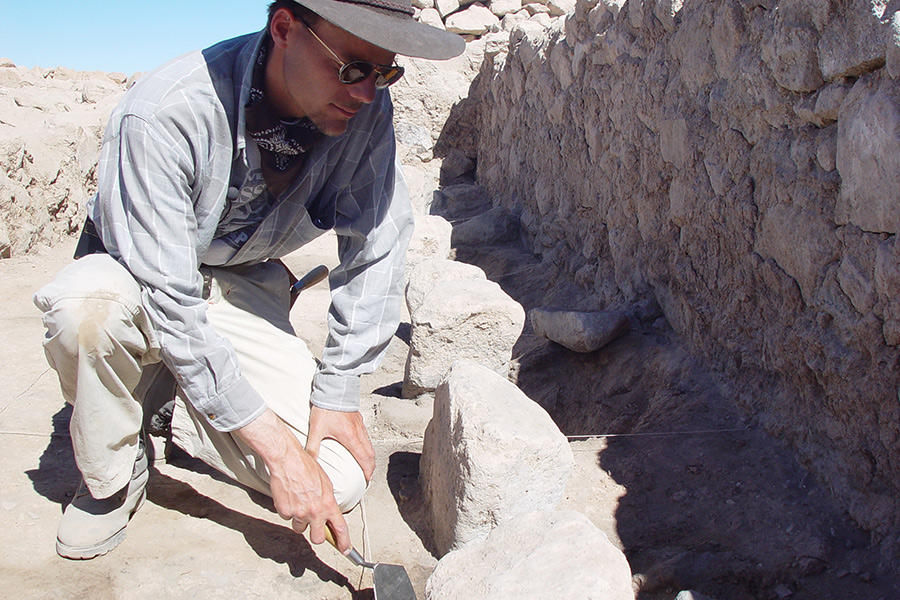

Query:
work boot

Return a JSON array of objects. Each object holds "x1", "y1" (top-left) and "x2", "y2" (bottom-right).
[{"x1": 56, "y1": 440, "x2": 149, "y2": 559}]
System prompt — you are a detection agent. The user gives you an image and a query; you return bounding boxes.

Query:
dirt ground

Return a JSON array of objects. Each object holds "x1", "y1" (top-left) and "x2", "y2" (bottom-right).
[{"x1": 2, "y1": 232, "x2": 897, "y2": 600}]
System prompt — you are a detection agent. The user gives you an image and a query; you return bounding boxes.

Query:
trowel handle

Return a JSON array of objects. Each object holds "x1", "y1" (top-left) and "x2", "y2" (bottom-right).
[{"x1": 324, "y1": 524, "x2": 375, "y2": 569}]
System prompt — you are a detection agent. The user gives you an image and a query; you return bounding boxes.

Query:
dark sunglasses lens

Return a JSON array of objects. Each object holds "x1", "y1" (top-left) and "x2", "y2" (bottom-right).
[{"x1": 339, "y1": 61, "x2": 374, "y2": 85}]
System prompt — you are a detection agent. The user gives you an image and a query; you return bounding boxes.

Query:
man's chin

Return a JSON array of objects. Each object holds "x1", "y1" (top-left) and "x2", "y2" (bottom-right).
[{"x1": 310, "y1": 116, "x2": 350, "y2": 137}]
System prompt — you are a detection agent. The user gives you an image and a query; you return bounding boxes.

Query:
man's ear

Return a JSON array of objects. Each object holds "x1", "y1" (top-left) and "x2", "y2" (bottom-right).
[{"x1": 270, "y1": 7, "x2": 294, "y2": 48}]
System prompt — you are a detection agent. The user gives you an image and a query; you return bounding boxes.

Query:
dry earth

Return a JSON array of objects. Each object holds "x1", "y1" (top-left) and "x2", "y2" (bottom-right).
[{"x1": 2, "y1": 228, "x2": 897, "y2": 600}]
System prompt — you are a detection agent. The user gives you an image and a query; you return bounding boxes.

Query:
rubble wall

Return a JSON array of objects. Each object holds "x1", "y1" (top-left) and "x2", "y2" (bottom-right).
[
  {"x1": 0, "y1": 62, "x2": 129, "y2": 257},
  {"x1": 468, "y1": 0, "x2": 899, "y2": 556}
]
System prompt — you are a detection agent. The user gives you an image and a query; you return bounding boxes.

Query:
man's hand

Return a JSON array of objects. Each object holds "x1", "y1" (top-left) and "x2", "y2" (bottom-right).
[
  {"x1": 306, "y1": 406, "x2": 376, "y2": 483},
  {"x1": 233, "y1": 408, "x2": 352, "y2": 552}
]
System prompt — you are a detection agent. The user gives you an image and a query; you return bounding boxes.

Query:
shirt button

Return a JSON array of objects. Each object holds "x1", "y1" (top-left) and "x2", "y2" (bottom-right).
[{"x1": 207, "y1": 413, "x2": 216, "y2": 421}]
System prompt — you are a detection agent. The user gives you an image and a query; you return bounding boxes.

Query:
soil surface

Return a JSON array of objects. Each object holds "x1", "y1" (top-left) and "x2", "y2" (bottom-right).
[{"x1": 2, "y1": 233, "x2": 897, "y2": 600}]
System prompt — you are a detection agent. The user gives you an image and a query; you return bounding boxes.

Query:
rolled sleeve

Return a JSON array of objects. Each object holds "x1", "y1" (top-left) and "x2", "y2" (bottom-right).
[
  {"x1": 310, "y1": 371, "x2": 361, "y2": 412},
  {"x1": 192, "y1": 375, "x2": 268, "y2": 431}
]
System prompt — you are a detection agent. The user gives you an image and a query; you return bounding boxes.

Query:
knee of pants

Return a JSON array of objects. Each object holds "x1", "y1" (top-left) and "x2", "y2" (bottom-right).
[
  {"x1": 40, "y1": 296, "x2": 150, "y2": 363},
  {"x1": 35, "y1": 255, "x2": 152, "y2": 367}
]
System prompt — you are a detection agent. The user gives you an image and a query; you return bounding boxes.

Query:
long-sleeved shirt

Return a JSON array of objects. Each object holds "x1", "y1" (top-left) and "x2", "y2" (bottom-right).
[{"x1": 88, "y1": 31, "x2": 413, "y2": 431}]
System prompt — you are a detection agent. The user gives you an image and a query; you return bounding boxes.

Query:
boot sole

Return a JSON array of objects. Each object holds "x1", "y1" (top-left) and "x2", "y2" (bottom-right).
[{"x1": 55, "y1": 489, "x2": 146, "y2": 560}]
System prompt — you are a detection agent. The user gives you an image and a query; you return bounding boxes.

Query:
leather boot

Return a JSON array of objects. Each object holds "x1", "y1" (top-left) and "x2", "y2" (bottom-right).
[{"x1": 56, "y1": 440, "x2": 149, "y2": 559}]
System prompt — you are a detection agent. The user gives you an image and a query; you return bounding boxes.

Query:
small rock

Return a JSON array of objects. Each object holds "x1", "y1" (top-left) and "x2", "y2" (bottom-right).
[
  {"x1": 490, "y1": 0, "x2": 522, "y2": 18},
  {"x1": 439, "y1": 148, "x2": 475, "y2": 183},
  {"x1": 450, "y1": 206, "x2": 520, "y2": 246},
  {"x1": 445, "y1": 3, "x2": 501, "y2": 35},
  {"x1": 406, "y1": 214, "x2": 453, "y2": 270},
  {"x1": 419, "y1": 7, "x2": 446, "y2": 29},
  {"x1": 432, "y1": 183, "x2": 492, "y2": 218},
  {"x1": 546, "y1": 0, "x2": 575, "y2": 17},
  {"x1": 529, "y1": 308, "x2": 630, "y2": 352},
  {"x1": 435, "y1": 0, "x2": 461, "y2": 18}
]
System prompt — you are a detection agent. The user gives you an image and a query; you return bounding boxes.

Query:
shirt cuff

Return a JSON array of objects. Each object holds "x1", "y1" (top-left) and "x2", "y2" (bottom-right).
[
  {"x1": 195, "y1": 374, "x2": 268, "y2": 432},
  {"x1": 310, "y1": 371, "x2": 361, "y2": 412}
]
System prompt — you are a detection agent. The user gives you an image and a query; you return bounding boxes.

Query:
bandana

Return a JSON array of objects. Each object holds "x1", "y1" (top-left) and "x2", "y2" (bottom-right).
[{"x1": 246, "y1": 36, "x2": 323, "y2": 172}]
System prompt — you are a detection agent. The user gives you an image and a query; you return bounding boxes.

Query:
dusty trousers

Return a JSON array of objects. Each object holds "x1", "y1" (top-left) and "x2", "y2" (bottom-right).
[{"x1": 33, "y1": 253, "x2": 365, "y2": 510}]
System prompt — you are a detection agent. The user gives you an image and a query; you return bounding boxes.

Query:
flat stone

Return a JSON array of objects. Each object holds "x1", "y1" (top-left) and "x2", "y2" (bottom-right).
[
  {"x1": 406, "y1": 257, "x2": 486, "y2": 314},
  {"x1": 424, "y1": 510, "x2": 632, "y2": 599},
  {"x1": 835, "y1": 72, "x2": 900, "y2": 235}
]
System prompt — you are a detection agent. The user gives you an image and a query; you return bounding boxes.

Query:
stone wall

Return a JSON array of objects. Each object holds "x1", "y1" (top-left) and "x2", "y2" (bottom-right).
[{"x1": 464, "y1": 0, "x2": 899, "y2": 558}]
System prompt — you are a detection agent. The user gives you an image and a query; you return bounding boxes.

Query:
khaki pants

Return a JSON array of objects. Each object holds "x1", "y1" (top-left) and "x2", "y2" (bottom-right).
[{"x1": 34, "y1": 253, "x2": 365, "y2": 511}]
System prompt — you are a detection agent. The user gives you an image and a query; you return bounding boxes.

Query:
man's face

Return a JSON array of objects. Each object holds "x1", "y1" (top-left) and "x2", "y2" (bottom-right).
[{"x1": 267, "y1": 10, "x2": 396, "y2": 136}]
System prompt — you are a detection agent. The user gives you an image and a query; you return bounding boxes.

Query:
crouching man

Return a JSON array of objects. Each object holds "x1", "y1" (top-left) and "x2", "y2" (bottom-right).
[{"x1": 34, "y1": 0, "x2": 463, "y2": 559}]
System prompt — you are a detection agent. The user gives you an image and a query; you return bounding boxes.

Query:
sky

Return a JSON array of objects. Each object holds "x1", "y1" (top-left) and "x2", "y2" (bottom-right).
[{"x1": 1, "y1": 1, "x2": 272, "y2": 74}]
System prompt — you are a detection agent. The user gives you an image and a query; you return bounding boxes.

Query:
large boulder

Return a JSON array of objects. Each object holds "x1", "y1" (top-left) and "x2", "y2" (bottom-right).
[{"x1": 420, "y1": 361, "x2": 575, "y2": 554}]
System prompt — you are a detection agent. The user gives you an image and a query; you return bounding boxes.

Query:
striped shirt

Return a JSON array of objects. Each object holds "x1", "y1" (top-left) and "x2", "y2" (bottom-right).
[{"x1": 88, "y1": 31, "x2": 413, "y2": 431}]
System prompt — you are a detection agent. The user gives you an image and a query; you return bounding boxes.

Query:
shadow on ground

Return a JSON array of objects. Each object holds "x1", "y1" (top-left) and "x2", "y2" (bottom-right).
[
  {"x1": 452, "y1": 232, "x2": 898, "y2": 600},
  {"x1": 24, "y1": 404, "x2": 376, "y2": 599},
  {"x1": 25, "y1": 404, "x2": 79, "y2": 508},
  {"x1": 386, "y1": 450, "x2": 436, "y2": 557}
]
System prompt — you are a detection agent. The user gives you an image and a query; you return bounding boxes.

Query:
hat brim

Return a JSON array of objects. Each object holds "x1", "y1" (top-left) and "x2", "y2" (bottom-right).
[{"x1": 294, "y1": 0, "x2": 466, "y2": 60}]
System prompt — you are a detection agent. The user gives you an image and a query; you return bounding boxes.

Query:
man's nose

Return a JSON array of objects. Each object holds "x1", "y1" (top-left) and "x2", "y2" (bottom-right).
[{"x1": 347, "y1": 75, "x2": 377, "y2": 104}]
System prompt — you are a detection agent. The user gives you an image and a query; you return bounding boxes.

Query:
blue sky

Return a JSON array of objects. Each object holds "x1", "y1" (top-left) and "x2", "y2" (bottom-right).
[{"x1": 1, "y1": 1, "x2": 272, "y2": 74}]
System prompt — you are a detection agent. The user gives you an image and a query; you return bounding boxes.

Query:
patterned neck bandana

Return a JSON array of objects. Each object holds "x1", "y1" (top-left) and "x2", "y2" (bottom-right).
[{"x1": 246, "y1": 36, "x2": 323, "y2": 172}]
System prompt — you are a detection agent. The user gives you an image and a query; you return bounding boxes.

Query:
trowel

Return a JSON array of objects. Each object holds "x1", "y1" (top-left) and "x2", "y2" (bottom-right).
[{"x1": 325, "y1": 528, "x2": 417, "y2": 600}]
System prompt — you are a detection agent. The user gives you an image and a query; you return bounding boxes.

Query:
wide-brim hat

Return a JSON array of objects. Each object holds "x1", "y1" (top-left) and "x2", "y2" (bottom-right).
[{"x1": 293, "y1": 0, "x2": 465, "y2": 60}]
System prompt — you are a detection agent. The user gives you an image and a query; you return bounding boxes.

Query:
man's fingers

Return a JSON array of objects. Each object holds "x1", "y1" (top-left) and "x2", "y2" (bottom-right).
[
  {"x1": 291, "y1": 517, "x2": 309, "y2": 534},
  {"x1": 307, "y1": 516, "x2": 350, "y2": 554},
  {"x1": 305, "y1": 429, "x2": 322, "y2": 459},
  {"x1": 325, "y1": 515, "x2": 352, "y2": 554},
  {"x1": 348, "y1": 435, "x2": 376, "y2": 482}
]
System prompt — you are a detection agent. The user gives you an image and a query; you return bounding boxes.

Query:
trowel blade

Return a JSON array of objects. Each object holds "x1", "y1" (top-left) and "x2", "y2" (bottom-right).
[{"x1": 372, "y1": 563, "x2": 416, "y2": 600}]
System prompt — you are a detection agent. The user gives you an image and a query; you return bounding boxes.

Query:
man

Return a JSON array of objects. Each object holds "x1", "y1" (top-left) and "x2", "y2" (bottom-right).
[{"x1": 33, "y1": 0, "x2": 464, "y2": 560}]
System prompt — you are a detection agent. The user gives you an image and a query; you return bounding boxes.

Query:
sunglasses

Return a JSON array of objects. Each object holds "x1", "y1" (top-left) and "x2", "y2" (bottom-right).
[{"x1": 300, "y1": 19, "x2": 404, "y2": 89}]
